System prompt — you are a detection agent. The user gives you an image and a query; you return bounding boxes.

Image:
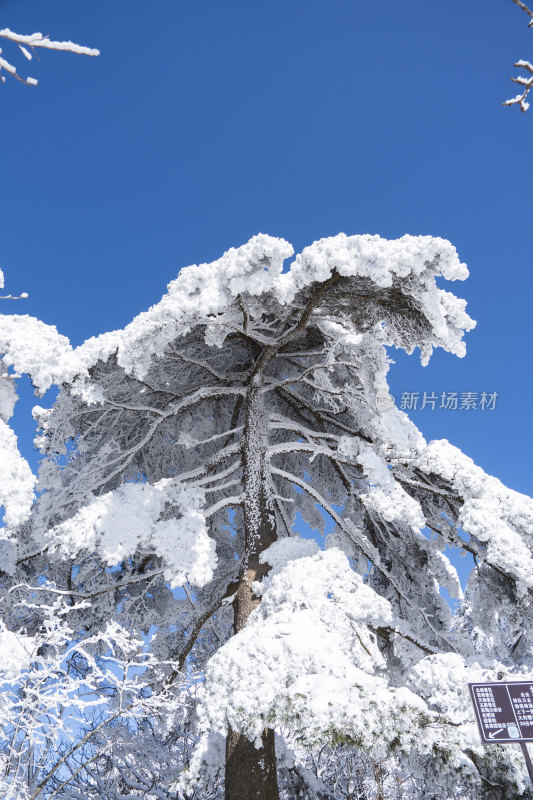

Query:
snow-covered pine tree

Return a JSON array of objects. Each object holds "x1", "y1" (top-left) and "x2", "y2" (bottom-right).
[{"x1": 2, "y1": 233, "x2": 533, "y2": 800}]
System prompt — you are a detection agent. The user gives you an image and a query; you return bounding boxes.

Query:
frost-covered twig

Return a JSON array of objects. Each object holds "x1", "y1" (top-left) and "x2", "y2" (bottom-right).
[
  {"x1": 0, "y1": 27, "x2": 99, "y2": 86},
  {"x1": 504, "y1": 0, "x2": 533, "y2": 111}
]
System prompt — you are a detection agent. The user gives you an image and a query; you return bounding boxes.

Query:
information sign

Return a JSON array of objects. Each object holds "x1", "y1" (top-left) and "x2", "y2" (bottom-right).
[
  {"x1": 469, "y1": 681, "x2": 533, "y2": 786},
  {"x1": 469, "y1": 681, "x2": 533, "y2": 742}
]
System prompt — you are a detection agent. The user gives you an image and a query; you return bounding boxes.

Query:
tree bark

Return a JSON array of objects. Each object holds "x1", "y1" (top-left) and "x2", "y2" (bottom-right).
[
  {"x1": 225, "y1": 385, "x2": 279, "y2": 800},
  {"x1": 226, "y1": 727, "x2": 278, "y2": 800}
]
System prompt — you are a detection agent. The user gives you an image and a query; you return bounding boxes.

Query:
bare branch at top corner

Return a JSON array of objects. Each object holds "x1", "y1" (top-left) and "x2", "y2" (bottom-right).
[{"x1": 511, "y1": 0, "x2": 533, "y2": 25}]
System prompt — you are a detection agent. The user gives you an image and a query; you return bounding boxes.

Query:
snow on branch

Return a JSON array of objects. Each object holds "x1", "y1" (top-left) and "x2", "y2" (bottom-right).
[
  {"x1": 504, "y1": 0, "x2": 533, "y2": 111},
  {"x1": 0, "y1": 603, "x2": 168, "y2": 800},
  {"x1": 0, "y1": 419, "x2": 35, "y2": 528},
  {"x1": 46, "y1": 478, "x2": 217, "y2": 589},
  {"x1": 193, "y1": 549, "x2": 444, "y2": 762},
  {"x1": 0, "y1": 28, "x2": 99, "y2": 55},
  {"x1": 0, "y1": 27, "x2": 99, "y2": 86},
  {"x1": 413, "y1": 439, "x2": 533, "y2": 596}
]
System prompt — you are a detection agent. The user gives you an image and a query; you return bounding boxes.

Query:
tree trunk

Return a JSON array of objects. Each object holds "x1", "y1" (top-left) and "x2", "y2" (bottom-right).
[
  {"x1": 226, "y1": 725, "x2": 278, "y2": 800},
  {"x1": 373, "y1": 758, "x2": 385, "y2": 800},
  {"x1": 225, "y1": 385, "x2": 279, "y2": 800},
  {"x1": 225, "y1": 569, "x2": 279, "y2": 800}
]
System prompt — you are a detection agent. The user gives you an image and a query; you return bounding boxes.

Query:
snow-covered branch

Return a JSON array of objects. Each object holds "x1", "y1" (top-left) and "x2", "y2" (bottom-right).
[
  {"x1": 0, "y1": 28, "x2": 99, "y2": 86},
  {"x1": 204, "y1": 494, "x2": 243, "y2": 518},
  {"x1": 504, "y1": 0, "x2": 533, "y2": 111}
]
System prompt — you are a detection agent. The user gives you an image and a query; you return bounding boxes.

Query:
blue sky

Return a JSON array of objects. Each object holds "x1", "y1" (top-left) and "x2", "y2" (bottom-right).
[{"x1": 1, "y1": 0, "x2": 532, "y2": 515}]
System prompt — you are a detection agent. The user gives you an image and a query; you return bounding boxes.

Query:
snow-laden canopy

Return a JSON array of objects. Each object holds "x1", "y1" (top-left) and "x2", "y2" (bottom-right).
[{"x1": 0, "y1": 232, "x2": 474, "y2": 395}]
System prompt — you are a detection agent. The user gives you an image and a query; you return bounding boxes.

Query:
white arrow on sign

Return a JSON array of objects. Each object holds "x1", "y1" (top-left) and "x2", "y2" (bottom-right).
[{"x1": 489, "y1": 728, "x2": 505, "y2": 739}]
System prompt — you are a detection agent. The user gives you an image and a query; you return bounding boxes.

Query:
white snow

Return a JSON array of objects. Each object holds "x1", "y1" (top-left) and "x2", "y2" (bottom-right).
[
  {"x1": 255, "y1": 535, "x2": 319, "y2": 594},
  {"x1": 0, "y1": 366, "x2": 17, "y2": 422},
  {"x1": 47, "y1": 479, "x2": 217, "y2": 588},
  {"x1": 21, "y1": 232, "x2": 474, "y2": 392},
  {"x1": 0, "y1": 28, "x2": 100, "y2": 57},
  {"x1": 0, "y1": 235, "x2": 476, "y2": 403},
  {"x1": 414, "y1": 440, "x2": 533, "y2": 595},
  {"x1": 197, "y1": 549, "x2": 405, "y2": 747},
  {"x1": 0, "y1": 315, "x2": 74, "y2": 395},
  {"x1": 0, "y1": 419, "x2": 36, "y2": 528},
  {"x1": 0, "y1": 625, "x2": 33, "y2": 680}
]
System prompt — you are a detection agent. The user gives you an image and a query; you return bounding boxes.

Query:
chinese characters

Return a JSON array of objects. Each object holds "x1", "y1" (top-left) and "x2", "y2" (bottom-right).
[{"x1": 399, "y1": 391, "x2": 498, "y2": 411}]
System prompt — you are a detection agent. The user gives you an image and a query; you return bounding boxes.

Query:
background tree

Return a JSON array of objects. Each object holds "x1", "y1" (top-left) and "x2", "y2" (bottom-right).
[
  {"x1": 0, "y1": 279, "x2": 174, "y2": 800},
  {"x1": 2, "y1": 233, "x2": 533, "y2": 799}
]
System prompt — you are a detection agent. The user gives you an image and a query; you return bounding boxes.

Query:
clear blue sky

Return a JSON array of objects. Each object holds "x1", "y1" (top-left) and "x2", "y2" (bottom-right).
[{"x1": 1, "y1": 0, "x2": 532, "y2": 511}]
